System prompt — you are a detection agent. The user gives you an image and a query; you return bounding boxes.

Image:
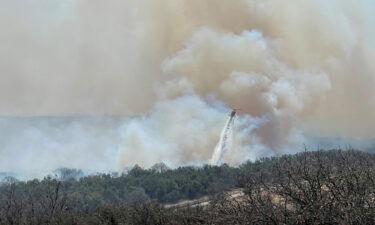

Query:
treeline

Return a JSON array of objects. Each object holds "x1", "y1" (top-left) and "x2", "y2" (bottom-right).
[{"x1": 0, "y1": 149, "x2": 375, "y2": 224}]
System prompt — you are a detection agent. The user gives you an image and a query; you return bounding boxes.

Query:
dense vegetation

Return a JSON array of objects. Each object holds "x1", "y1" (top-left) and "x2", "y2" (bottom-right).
[{"x1": 1, "y1": 149, "x2": 374, "y2": 224}]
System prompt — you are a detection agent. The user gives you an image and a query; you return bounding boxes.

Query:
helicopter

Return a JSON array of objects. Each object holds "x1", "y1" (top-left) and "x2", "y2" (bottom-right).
[{"x1": 229, "y1": 108, "x2": 241, "y2": 118}]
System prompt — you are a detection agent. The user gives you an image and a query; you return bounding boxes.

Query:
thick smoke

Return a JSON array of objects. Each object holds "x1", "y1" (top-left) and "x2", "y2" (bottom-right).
[{"x1": 0, "y1": 0, "x2": 375, "y2": 178}]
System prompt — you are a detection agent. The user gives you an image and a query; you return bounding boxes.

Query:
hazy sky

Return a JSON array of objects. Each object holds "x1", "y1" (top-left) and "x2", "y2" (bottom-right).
[{"x1": 1, "y1": 0, "x2": 375, "y2": 178}]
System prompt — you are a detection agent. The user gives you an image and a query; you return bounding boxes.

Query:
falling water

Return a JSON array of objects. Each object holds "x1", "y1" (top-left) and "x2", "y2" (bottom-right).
[{"x1": 210, "y1": 112, "x2": 235, "y2": 165}]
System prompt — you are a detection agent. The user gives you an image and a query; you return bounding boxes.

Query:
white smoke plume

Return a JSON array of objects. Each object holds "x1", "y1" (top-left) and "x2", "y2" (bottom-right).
[
  {"x1": 0, "y1": 0, "x2": 375, "y2": 178},
  {"x1": 210, "y1": 112, "x2": 235, "y2": 165}
]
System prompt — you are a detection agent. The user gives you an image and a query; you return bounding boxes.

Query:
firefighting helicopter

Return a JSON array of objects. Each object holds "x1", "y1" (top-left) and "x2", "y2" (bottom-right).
[{"x1": 229, "y1": 108, "x2": 241, "y2": 118}]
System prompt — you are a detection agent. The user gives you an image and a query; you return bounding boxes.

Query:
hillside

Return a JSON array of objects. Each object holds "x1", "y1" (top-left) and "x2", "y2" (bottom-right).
[{"x1": 1, "y1": 149, "x2": 374, "y2": 224}]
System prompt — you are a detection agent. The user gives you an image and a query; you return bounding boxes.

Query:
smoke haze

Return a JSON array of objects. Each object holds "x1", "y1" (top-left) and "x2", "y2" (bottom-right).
[{"x1": 0, "y1": 0, "x2": 375, "y2": 178}]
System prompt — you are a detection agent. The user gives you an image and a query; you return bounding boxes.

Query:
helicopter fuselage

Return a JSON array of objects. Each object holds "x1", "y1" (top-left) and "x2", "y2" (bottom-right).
[{"x1": 230, "y1": 110, "x2": 236, "y2": 118}]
